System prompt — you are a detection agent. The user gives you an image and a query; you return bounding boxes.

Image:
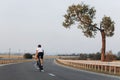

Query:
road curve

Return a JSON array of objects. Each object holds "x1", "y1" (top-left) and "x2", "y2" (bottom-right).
[{"x1": 0, "y1": 59, "x2": 119, "y2": 80}]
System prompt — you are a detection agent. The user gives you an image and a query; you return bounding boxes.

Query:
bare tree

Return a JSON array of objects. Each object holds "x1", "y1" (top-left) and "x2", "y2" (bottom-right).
[{"x1": 63, "y1": 3, "x2": 115, "y2": 61}]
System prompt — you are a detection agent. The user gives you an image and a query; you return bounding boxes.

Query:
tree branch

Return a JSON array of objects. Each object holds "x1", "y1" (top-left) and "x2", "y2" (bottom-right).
[{"x1": 94, "y1": 26, "x2": 101, "y2": 31}]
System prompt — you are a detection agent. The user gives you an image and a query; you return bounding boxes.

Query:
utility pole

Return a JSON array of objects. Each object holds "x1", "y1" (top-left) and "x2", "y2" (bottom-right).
[
  {"x1": 9, "y1": 48, "x2": 11, "y2": 59},
  {"x1": 18, "y1": 49, "x2": 21, "y2": 54},
  {"x1": 18, "y1": 49, "x2": 21, "y2": 59}
]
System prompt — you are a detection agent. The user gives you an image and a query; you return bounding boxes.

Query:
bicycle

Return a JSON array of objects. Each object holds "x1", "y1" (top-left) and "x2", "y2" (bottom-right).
[{"x1": 37, "y1": 56, "x2": 44, "y2": 72}]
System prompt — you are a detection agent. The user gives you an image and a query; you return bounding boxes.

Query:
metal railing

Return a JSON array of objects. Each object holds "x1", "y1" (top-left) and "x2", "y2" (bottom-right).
[
  {"x1": 0, "y1": 59, "x2": 33, "y2": 64},
  {"x1": 56, "y1": 59, "x2": 120, "y2": 75}
]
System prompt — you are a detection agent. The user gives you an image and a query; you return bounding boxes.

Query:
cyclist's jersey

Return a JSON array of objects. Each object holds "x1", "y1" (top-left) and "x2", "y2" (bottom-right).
[
  {"x1": 36, "y1": 48, "x2": 43, "y2": 52},
  {"x1": 36, "y1": 47, "x2": 44, "y2": 59}
]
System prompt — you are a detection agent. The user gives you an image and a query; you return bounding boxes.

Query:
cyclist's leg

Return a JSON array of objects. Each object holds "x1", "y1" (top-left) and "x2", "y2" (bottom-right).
[
  {"x1": 40, "y1": 53, "x2": 44, "y2": 71},
  {"x1": 34, "y1": 55, "x2": 39, "y2": 69},
  {"x1": 40, "y1": 53, "x2": 44, "y2": 65},
  {"x1": 37, "y1": 53, "x2": 42, "y2": 70},
  {"x1": 39, "y1": 57, "x2": 43, "y2": 71}
]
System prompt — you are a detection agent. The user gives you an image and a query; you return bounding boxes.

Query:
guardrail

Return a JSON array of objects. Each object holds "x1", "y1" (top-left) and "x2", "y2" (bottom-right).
[
  {"x1": 0, "y1": 59, "x2": 33, "y2": 64},
  {"x1": 56, "y1": 59, "x2": 120, "y2": 75}
]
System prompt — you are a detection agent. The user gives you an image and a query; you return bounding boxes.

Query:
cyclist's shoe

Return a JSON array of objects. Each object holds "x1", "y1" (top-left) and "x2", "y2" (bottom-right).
[
  {"x1": 41, "y1": 70, "x2": 44, "y2": 72},
  {"x1": 36, "y1": 67, "x2": 39, "y2": 69}
]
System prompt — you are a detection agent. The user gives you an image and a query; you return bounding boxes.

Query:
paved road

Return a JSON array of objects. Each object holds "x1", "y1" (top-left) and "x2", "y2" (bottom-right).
[{"x1": 0, "y1": 59, "x2": 120, "y2": 80}]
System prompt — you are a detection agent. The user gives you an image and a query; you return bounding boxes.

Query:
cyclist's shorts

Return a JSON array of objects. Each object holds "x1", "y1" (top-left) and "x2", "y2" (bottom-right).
[{"x1": 37, "y1": 52, "x2": 44, "y2": 59}]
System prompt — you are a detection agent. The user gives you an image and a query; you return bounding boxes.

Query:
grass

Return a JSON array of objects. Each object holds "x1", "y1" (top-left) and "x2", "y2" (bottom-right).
[
  {"x1": 0, "y1": 54, "x2": 23, "y2": 59},
  {"x1": 0, "y1": 54, "x2": 33, "y2": 64},
  {"x1": 0, "y1": 54, "x2": 58, "y2": 64}
]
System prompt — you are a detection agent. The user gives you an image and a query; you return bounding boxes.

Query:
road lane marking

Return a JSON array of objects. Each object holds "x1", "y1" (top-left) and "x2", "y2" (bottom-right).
[
  {"x1": 0, "y1": 63, "x2": 16, "y2": 66},
  {"x1": 0, "y1": 62, "x2": 28, "y2": 67},
  {"x1": 48, "y1": 73, "x2": 55, "y2": 77}
]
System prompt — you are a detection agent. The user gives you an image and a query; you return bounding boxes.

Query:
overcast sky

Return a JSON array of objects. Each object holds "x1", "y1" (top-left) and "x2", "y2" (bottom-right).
[{"x1": 0, "y1": 0, "x2": 120, "y2": 55}]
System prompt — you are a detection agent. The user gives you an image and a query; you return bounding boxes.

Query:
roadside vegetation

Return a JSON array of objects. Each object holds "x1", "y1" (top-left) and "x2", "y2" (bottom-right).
[
  {"x1": 23, "y1": 53, "x2": 33, "y2": 59},
  {"x1": 0, "y1": 53, "x2": 34, "y2": 64},
  {"x1": 58, "y1": 51, "x2": 120, "y2": 61}
]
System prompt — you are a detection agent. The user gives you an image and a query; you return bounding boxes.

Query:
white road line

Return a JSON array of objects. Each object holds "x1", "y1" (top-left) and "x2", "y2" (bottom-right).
[
  {"x1": 0, "y1": 62, "x2": 24, "y2": 67},
  {"x1": 0, "y1": 63, "x2": 15, "y2": 66},
  {"x1": 48, "y1": 73, "x2": 55, "y2": 77}
]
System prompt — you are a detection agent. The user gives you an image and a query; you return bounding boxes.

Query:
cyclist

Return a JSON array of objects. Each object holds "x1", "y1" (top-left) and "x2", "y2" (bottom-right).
[{"x1": 35, "y1": 44, "x2": 44, "y2": 71}]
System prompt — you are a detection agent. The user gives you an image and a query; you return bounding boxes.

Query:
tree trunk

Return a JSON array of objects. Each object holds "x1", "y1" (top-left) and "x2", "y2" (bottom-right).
[{"x1": 101, "y1": 30, "x2": 106, "y2": 61}]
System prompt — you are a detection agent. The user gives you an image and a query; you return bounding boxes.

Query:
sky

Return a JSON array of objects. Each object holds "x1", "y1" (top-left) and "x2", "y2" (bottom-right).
[{"x1": 0, "y1": 0, "x2": 120, "y2": 55}]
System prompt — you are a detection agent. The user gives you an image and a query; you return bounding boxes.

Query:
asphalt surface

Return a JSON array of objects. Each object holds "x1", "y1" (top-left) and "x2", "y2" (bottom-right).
[{"x1": 0, "y1": 59, "x2": 120, "y2": 80}]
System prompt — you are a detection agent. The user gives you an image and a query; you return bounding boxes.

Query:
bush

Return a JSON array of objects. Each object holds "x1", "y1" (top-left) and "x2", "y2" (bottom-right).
[
  {"x1": 117, "y1": 56, "x2": 120, "y2": 60},
  {"x1": 23, "y1": 53, "x2": 33, "y2": 59},
  {"x1": 88, "y1": 52, "x2": 101, "y2": 60},
  {"x1": 105, "y1": 51, "x2": 117, "y2": 61},
  {"x1": 79, "y1": 54, "x2": 87, "y2": 60}
]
